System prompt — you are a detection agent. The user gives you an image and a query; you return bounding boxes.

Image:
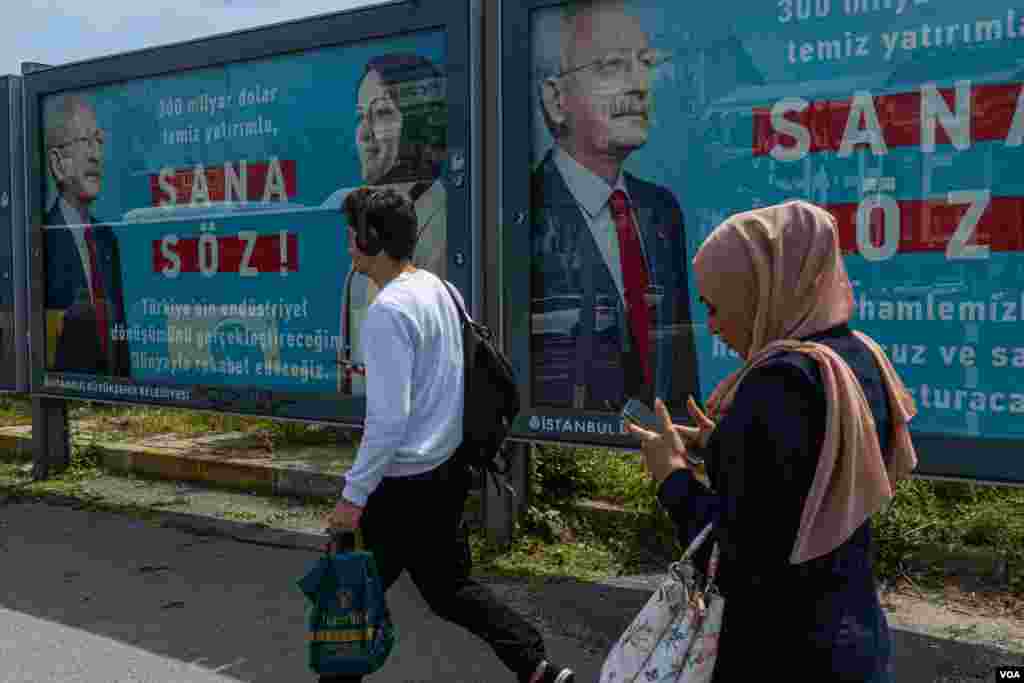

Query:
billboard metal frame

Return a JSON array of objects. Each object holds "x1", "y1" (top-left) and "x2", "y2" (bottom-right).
[
  {"x1": 23, "y1": 0, "x2": 479, "y2": 426},
  {"x1": 0, "y1": 75, "x2": 30, "y2": 393}
]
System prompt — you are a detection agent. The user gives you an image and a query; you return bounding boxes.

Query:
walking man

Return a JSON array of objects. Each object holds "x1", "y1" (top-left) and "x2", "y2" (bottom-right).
[{"x1": 326, "y1": 187, "x2": 575, "y2": 683}]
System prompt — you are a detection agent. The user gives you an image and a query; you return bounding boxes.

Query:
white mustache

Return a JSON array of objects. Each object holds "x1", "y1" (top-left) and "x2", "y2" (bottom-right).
[{"x1": 603, "y1": 96, "x2": 648, "y2": 118}]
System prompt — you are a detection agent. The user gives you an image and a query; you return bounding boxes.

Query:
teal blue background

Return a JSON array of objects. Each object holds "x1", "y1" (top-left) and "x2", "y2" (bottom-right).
[{"x1": 118, "y1": 208, "x2": 347, "y2": 391}]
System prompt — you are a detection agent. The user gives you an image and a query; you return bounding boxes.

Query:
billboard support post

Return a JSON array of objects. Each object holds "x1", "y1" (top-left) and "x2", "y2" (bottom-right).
[
  {"x1": 484, "y1": 442, "x2": 530, "y2": 548},
  {"x1": 30, "y1": 396, "x2": 69, "y2": 480}
]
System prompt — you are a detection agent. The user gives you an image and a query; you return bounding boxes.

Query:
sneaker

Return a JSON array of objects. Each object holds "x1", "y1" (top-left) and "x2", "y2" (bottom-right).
[{"x1": 529, "y1": 660, "x2": 575, "y2": 683}]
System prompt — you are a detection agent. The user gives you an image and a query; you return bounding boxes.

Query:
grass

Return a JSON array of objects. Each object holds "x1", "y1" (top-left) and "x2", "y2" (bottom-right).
[
  {"x1": 0, "y1": 397, "x2": 31, "y2": 427},
  {"x1": 505, "y1": 442, "x2": 1024, "y2": 593},
  {"x1": 873, "y1": 478, "x2": 1024, "y2": 592},
  {"x1": 466, "y1": 444, "x2": 682, "y2": 582},
  {"x1": 0, "y1": 396, "x2": 353, "y2": 451},
  {"x1": 2, "y1": 397, "x2": 1022, "y2": 594}
]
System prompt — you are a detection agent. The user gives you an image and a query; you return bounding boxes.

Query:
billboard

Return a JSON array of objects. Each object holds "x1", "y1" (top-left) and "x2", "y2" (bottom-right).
[
  {"x1": 26, "y1": 1, "x2": 476, "y2": 423},
  {"x1": 503, "y1": 0, "x2": 1024, "y2": 483}
]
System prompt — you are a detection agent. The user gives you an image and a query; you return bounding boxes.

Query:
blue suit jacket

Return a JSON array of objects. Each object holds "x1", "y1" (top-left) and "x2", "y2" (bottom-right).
[
  {"x1": 530, "y1": 150, "x2": 700, "y2": 411},
  {"x1": 44, "y1": 203, "x2": 131, "y2": 377}
]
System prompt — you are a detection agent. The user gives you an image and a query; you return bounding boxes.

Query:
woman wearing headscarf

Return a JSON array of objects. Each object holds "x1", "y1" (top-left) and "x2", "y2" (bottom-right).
[
  {"x1": 627, "y1": 200, "x2": 917, "y2": 681},
  {"x1": 326, "y1": 53, "x2": 448, "y2": 393}
]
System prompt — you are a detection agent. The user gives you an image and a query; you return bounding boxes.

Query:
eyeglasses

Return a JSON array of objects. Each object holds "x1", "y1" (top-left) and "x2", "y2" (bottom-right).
[
  {"x1": 555, "y1": 48, "x2": 672, "y2": 84},
  {"x1": 54, "y1": 132, "x2": 105, "y2": 151},
  {"x1": 356, "y1": 96, "x2": 402, "y2": 139},
  {"x1": 698, "y1": 295, "x2": 717, "y2": 317}
]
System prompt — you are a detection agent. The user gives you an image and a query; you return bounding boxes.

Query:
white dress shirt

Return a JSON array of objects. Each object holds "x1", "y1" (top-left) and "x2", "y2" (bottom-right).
[{"x1": 551, "y1": 145, "x2": 650, "y2": 300}]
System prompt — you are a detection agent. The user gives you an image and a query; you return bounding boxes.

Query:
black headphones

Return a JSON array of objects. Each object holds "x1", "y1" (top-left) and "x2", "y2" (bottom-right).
[{"x1": 355, "y1": 190, "x2": 386, "y2": 257}]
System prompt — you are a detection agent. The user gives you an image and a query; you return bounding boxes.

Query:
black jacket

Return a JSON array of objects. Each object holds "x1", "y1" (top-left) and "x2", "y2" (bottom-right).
[
  {"x1": 44, "y1": 203, "x2": 130, "y2": 377},
  {"x1": 658, "y1": 324, "x2": 893, "y2": 681}
]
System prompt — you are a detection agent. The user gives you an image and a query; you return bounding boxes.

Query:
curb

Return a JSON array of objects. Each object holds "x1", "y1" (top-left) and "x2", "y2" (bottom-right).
[
  {"x1": 0, "y1": 482, "x2": 329, "y2": 552},
  {"x1": 0, "y1": 424, "x2": 487, "y2": 525},
  {"x1": 0, "y1": 424, "x2": 344, "y2": 500}
]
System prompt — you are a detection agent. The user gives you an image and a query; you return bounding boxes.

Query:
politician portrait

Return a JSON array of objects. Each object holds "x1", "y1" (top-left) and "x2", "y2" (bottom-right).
[
  {"x1": 43, "y1": 93, "x2": 130, "y2": 377},
  {"x1": 530, "y1": 0, "x2": 700, "y2": 412},
  {"x1": 323, "y1": 53, "x2": 448, "y2": 394}
]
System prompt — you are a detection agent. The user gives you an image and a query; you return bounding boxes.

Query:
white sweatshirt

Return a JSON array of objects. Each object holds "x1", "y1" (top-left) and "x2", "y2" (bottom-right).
[{"x1": 341, "y1": 269, "x2": 465, "y2": 506}]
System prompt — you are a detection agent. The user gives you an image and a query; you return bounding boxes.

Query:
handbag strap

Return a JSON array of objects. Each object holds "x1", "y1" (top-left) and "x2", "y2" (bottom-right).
[
  {"x1": 705, "y1": 540, "x2": 720, "y2": 592},
  {"x1": 679, "y1": 524, "x2": 721, "y2": 592}
]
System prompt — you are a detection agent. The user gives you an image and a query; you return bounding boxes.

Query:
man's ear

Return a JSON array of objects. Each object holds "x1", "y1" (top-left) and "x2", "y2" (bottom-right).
[
  {"x1": 48, "y1": 149, "x2": 69, "y2": 183},
  {"x1": 541, "y1": 77, "x2": 568, "y2": 130}
]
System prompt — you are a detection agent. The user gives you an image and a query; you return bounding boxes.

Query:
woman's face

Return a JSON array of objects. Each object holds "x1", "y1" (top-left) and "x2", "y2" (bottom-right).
[
  {"x1": 356, "y1": 70, "x2": 403, "y2": 184},
  {"x1": 700, "y1": 292, "x2": 750, "y2": 359}
]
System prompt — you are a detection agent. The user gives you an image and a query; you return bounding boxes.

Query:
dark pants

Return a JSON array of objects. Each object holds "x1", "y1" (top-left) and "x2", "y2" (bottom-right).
[{"x1": 319, "y1": 456, "x2": 545, "y2": 682}]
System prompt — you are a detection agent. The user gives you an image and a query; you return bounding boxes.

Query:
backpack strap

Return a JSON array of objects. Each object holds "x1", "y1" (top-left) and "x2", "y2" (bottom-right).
[
  {"x1": 441, "y1": 280, "x2": 471, "y2": 325},
  {"x1": 440, "y1": 280, "x2": 516, "y2": 497}
]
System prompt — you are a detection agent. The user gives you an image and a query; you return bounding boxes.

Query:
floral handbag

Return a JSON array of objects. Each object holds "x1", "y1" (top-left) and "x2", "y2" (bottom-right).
[{"x1": 599, "y1": 524, "x2": 723, "y2": 683}]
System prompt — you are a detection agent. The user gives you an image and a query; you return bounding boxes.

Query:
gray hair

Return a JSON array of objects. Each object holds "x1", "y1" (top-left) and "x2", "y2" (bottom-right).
[
  {"x1": 43, "y1": 94, "x2": 94, "y2": 152},
  {"x1": 535, "y1": 0, "x2": 627, "y2": 139}
]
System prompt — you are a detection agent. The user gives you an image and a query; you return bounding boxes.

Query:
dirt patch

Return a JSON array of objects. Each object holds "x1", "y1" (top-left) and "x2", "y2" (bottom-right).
[{"x1": 881, "y1": 576, "x2": 1024, "y2": 654}]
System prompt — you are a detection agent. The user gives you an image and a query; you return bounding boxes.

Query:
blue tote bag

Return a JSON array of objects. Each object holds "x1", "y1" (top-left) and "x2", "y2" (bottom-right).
[{"x1": 297, "y1": 531, "x2": 396, "y2": 676}]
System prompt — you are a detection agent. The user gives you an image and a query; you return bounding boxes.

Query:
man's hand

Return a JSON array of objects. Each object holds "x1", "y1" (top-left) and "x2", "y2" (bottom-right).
[
  {"x1": 327, "y1": 498, "x2": 364, "y2": 531},
  {"x1": 625, "y1": 398, "x2": 689, "y2": 486}
]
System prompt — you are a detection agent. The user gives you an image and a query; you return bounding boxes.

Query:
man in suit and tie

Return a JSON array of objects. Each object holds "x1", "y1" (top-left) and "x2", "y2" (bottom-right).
[
  {"x1": 531, "y1": 0, "x2": 700, "y2": 412},
  {"x1": 43, "y1": 94, "x2": 130, "y2": 376}
]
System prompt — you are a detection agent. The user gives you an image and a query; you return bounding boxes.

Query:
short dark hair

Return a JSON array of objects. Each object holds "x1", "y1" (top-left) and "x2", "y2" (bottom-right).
[{"x1": 342, "y1": 187, "x2": 418, "y2": 261}]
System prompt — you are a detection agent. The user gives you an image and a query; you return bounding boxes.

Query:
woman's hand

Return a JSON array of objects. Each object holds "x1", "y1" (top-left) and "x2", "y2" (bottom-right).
[
  {"x1": 626, "y1": 398, "x2": 690, "y2": 486},
  {"x1": 673, "y1": 396, "x2": 717, "y2": 449}
]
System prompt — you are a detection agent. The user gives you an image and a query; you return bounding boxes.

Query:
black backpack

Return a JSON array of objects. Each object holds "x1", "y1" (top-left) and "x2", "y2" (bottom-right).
[{"x1": 441, "y1": 281, "x2": 520, "y2": 495}]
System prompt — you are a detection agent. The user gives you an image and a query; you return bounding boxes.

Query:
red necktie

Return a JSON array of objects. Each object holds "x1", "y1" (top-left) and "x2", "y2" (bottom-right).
[
  {"x1": 609, "y1": 190, "x2": 651, "y2": 386},
  {"x1": 83, "y1": 226, "x2": 110, "y2": 357}
]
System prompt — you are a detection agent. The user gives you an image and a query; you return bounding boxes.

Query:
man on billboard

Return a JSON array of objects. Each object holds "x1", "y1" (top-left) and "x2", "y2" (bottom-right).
[
  {"x1": 43, "y1": 94, "x2": 130, "y2": 377},
  {"x1": 532, "y1": 0, "x2": 700, "y2": 412}
]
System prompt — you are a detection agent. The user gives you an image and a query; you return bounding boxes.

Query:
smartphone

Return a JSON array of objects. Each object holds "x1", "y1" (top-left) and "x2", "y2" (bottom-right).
[{"x1": 621, "y1": 399, "x2": 660, "y2": 432}]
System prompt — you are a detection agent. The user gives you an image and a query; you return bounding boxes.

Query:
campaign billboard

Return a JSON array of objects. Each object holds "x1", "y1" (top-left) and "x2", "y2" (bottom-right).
[
  {"x1": 26, "y1": 1, "x2": 476, "y2": 423},
  {"x1": 503, "y1": 0, "x2": 1024, "y2": 483}
]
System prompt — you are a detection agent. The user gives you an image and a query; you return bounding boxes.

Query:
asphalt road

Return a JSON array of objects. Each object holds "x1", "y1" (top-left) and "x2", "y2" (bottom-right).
[
  {"x1": 1, "y1": 486, "x2": 1019, "y2": 682},
  {"x1": 0, "y1": 501, "x2": 604, "y2": 683}
]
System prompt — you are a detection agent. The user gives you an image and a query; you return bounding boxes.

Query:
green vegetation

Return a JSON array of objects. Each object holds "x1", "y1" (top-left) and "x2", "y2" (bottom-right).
[
  {"x1": 0, "y1": 397, "x2": 31, "y2": 426},
  {"x1": 1, "y1": 398, "x2": 1020, "y2": 593},
  {"x1": 472, "y1": 444, "x2": 681, "y2": 582},
  {"x1": 477, "y1": 444, "x2": 1023, "y2": 594},
  {"x1": 1, "y1": 397, "x2": 354, "y2": 451},
  {"x1": 874, "y1": 478, "x2": 1024, "y2": 592}
]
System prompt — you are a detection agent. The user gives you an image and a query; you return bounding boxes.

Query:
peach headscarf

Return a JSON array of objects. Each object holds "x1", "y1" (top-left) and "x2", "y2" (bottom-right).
[{"x1": 693, "y1": 200, "x2": 917, "y2": 564}]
